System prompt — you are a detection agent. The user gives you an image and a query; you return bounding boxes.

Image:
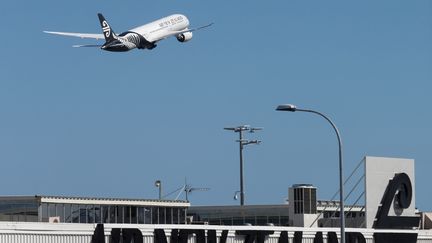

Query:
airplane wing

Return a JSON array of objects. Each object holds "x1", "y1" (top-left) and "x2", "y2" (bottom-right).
[{"x1": 44, "y1": 31, "x2": 105, "y2": 40}]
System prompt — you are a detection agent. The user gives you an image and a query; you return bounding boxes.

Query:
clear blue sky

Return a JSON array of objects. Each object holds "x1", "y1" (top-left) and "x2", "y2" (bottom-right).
[{"x1": 1, "y1": 1, "x2": 431, "y2": 211}]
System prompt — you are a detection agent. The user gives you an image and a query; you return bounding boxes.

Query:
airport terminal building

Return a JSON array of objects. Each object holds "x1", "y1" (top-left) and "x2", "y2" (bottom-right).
[
  {"x1": 0, "y1": 157, "x2": 431, "y2": 243},
  {"x1": 0, "y1": 195, "x2": 189, "y2": 224}
]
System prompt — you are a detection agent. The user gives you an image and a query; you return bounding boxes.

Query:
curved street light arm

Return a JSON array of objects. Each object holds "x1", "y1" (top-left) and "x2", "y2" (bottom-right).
[
  {"x1": 295, "y1": 108, "x2": 345, "y2": 243},
  {"x1": 276, "y1": 105, "x2": 345, "y2": 243}
]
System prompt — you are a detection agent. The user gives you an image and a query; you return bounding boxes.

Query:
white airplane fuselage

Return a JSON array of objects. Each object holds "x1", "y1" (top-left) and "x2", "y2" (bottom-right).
[{"x1": 131, "y1": 14, "x2": 189, "y2": 42}]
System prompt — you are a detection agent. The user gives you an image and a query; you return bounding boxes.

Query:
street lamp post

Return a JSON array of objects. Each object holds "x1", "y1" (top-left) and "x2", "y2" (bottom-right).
[
  {"x1": 155, "y1": 180, "x2": 162, "y2": 200},
  {"x1": 276, "y1": 104, "x2": 345, "y2": 243},
  {"x1": 224, "y1": 125, "x2": 262, "y2": 206}
]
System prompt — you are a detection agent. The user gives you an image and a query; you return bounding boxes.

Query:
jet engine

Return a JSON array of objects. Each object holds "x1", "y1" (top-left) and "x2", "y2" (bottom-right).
[{"x1": 176, "y1": 32, "x2": 193, "y2": 42}]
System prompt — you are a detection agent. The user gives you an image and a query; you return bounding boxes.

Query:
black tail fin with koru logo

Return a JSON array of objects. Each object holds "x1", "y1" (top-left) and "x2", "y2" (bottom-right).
[{"x1": 97, "y1": 13, "x2": 117, "y2": 43}]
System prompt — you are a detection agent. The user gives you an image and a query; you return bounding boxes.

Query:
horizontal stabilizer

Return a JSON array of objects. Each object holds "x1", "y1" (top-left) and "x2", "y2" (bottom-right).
[{"x1": 72, "y1": 44, "x2": 102, "y2": 48}]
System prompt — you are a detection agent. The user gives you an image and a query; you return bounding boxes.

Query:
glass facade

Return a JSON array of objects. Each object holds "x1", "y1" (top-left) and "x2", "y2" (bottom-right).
[
  {"x1": 38, "y1": 203, "x2": 186, "y2": 224},
  {"x1": 0, "y1": 199, "x2": 38, "y2": 222},
  {"x1": 194, "y1": 214, "x2": 290, "y2": 226},
  {"x1": 0, "y1": 197, "x2": 188, "y2": 224}
]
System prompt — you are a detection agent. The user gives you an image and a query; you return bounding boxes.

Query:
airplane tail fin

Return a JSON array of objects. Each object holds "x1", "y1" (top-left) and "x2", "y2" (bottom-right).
[{"x1": 97, "y1": 13, "x2": 116, "y2": 43}]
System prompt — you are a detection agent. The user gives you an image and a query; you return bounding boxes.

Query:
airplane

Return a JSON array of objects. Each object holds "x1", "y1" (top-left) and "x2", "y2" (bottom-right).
[{"x1": 44, "y1": 13, "x2": 213, "y2": 52}]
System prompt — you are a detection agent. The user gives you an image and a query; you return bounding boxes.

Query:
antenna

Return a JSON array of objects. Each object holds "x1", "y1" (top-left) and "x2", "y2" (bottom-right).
[{"x1": 164, "y1": 178, "x2": 210, "y2": 201}]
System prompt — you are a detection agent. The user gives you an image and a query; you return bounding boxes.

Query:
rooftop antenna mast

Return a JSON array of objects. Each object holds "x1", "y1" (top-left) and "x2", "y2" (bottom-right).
[
  {"x1": 173, "y1": 178, "x2": 210, "y2": 201},
  {"x1": 224, "y1": 125, "x2": 262, "y2": 206}
]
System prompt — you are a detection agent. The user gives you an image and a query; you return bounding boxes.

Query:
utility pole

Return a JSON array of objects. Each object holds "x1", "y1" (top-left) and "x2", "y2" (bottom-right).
[{"x1": 224, "y1": 125, "x2": 262, "y2": 206}]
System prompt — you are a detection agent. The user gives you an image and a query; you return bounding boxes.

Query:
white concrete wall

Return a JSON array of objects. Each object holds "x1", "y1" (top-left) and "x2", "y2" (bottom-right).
[
  {"x1": 1, "y1": 222, "x2": 431, "y2": 243},
  {"x1": 364, "y1": 156, "x2": 416, "y2": 228}
]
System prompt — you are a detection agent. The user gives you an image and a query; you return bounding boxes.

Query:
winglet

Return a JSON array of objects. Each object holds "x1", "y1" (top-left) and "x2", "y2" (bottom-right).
[{"x1": 97, "y1": 13, "x2": 116, "y2": 43}]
